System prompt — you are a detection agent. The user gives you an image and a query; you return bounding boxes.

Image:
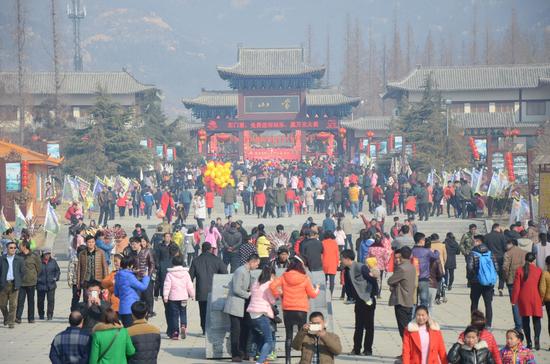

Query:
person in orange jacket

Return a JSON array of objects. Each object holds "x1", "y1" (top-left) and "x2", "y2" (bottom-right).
[
  {"x1": 100, "y1": 254, "x2": 122, "y2": 313},
  {"x1": 270, "y1": 257, "x2": 320, "y2": 363},
  {"x1": 321, "y1": 231, "x2": 340, "y2": 295},
  {"x1": 402, "y1": 305, "x2": 448, "y2": 364}
]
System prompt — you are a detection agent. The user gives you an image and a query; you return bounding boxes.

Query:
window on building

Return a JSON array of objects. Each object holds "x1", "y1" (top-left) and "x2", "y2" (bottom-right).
[
  {"x1": 449, "y1": 103, "x2": 464, "y2": 114},
  {"x1": 526, "y1": 101, "x2": 546, "y2": 116},
  {"x1": 470, "y1": 102, "x2": 489, "y2": 113},
  {"x1": 494, "y1": 102, "x2": 515, "y2": 113},
  {"x1": 72, "y1": 106, "x2": 81, "y2": 118}
]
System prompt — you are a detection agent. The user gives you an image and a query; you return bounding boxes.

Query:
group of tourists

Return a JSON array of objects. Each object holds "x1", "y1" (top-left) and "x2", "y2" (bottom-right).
[{"x1": 1, "y1": 156, "x2": 548, "y2": 364}]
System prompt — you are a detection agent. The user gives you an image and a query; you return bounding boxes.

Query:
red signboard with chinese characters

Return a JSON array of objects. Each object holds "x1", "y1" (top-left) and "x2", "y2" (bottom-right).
[
  {"x1": 243, "y1": 130, "x2": 302, "y2": 160},
  {"x1": 205, "y1": 119, "x2": 339, "y2": 131}
]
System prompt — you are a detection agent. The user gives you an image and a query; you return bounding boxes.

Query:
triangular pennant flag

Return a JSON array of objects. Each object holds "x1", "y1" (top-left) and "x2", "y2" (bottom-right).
[
  {"x1": 0, "y1": 207, "x2": 11, "y2": 234},
  {"x1": 14, "y1": 202, "x2": 27, "y2": 237},
  {"x1": 44, "y1": 201, "x2": 60, "y2": 234},
  {"x1": 26, "y1": 201, "x2": 34, "y2": 221}
]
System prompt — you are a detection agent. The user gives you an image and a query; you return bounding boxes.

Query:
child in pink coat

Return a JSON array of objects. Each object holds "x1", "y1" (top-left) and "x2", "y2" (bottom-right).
[{"x1": 163, "y1": 255, "x2": 195, "y2": 339}]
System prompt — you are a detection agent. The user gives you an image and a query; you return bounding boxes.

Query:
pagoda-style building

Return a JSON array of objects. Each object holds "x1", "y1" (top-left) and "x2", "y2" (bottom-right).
[{"x1": 183, "y1": 47, "x2": 360, "y2": 160}]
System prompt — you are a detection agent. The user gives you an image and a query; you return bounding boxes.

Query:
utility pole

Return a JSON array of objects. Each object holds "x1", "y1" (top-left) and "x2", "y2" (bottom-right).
[
  {"x1": 67, "y1": 0, "x2": 86, "y2": 71},
  {"x1": 16, "y1": 0, "x2": 26, "y2": 144}
]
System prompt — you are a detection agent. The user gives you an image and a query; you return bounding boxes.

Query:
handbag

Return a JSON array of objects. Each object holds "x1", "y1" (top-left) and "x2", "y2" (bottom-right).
[{"x1": 98, "y1": 328, "x2": 121, "y2": 362}]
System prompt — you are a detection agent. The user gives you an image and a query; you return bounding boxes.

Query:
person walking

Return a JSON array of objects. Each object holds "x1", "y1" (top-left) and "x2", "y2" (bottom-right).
[
  {"x1": 189, "y1": 242, "x2": 227, "y2": 335},
  {"x1": 49, "y1": 311, "x2": 91, "y2": 363},
  {"x1": 485, "y1": 223, "x2": 507, "y2": 296},
  {"x1": 15, "y1": 240, "x2": 41, "y2": 323},
  {"x1": 444, "y1": 233, "x2": 460, "y2": 291},
  {"x1": 115, "y1": 256, "x2": 151, "y2": 328},
  {"x1": 153, "y1": 233, "x2": 178, "y2": 301},
  {"x1": 223, "y1": 185, "x2": 237, "y2": 218},
  {"x1": 401, "y1": 305, "x2": 447, "y2": 364},
  {"x1": 36, "y1": 248, "x2": 60, "y2": 320},
  {"x1": 299, "y1": 228, "x2": 324, "y2": 272},
  {"x1": 534, "y1": 233, "x2": 550, "y2": 269},
  {"x1": 163, "y1": 255, "x2": 195, "y2": 339},
  {"x1": 367, "y1": 234, "x2": 391, "y2": 298},
  {"x1": 270, "y1": 258, "x2": 320, "y2": 364},
  {"x1": 321, "y1": 231, "x2": 340, "y2": 295},
  {"x1": 457, "y1": 310, "x2": 502, "y2": 364},
  {"x1": 466, "y1": 235, "x2": 498, "y2": 328},
  {"x1": 76, "y1": 235, "x2": 109, "y2": 299},
  {"x1": 412, "y1": 233, "x2": 440, "y2": 308},
  {"x1": 101, "y1": 254, "x2": 122, "y2": 314},
  {"x1": 224, "y1": 254, "x2": 260, "y2": 362},
  {"x1": 499, "y1": 329, "x2": 536, "y2": 364},
  {"x1": 387, "y1": 246, "x2": 417, "y2": 339},
  {"x1": 0, "y1": 241, "x2": 24, "y2": 328},
  {"x1": 340, "y1": 249, "x2": 378, "y2": 356},
  {"x1": 503, "y1": 239, "x2": 526, "y2": 332},
  {"x1": 192, "y1": 193, "x2": 207, "y2": 229},
  {"x1": 539, "y1": 255, "x2": 550, "y2": 351},
  {"x1": 127, "y1": 301, "x2": 161, "y2": 364},
  {"x1": 247, "y1": 266, "x2": 277, "y2": 364},
  {"x1": 126, "y1": 237, "x2": 156, "y2": 317},
  {"x1": 89, "y1": 308, "x2": 135, "y2": 363},
  {"x1": 254, "y1": 188, "x2": 266, "y2": 219},
  {"x1": 204, "y1": 220, "x2": 223, "y2": 256},
  {"x1": 511, "y1": 252, "x2": 543, "y2": 350},
  {"x1": 222, "y1": 222, "x2": 244, "y2": 273}
]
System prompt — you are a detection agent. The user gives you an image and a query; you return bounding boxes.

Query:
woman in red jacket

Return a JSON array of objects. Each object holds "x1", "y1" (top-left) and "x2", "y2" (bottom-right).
[
  {"x1": 512, "y1": 252, "x2": 543, "y2": 350},
  {"x1": 253, "y1": 189, "x2": 266, "y2": 219},
  {"x1": 204, "y1": 189, "x2": 215, "y2": 219},
  {"x1": 270, "y1": 258, "x2": 319, "y2": 364},
  {"x1": 321, "y1": 231, "x2": 340, "y2": 296},
  {"x1": 402, "y1": 305, "x2": 447, "y2": 364}
]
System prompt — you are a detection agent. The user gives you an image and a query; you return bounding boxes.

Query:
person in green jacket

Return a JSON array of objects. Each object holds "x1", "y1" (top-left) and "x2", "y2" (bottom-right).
[{"x1": 89, "y1": 308, "x2": 135, "y2": 364}]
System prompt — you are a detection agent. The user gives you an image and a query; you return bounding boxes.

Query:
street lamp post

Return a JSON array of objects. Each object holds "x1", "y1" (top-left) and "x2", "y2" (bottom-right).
[{"x1": 445, "y1": 99, "x2": 452, "y2": 159}]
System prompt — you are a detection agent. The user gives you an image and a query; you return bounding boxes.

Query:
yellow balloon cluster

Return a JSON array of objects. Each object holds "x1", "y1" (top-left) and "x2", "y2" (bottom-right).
[{"x1": 203, "y1": 161, "x2": 235, "y2": 189}]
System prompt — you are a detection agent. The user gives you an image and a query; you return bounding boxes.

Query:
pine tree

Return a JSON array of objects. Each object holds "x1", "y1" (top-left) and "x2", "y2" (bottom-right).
[
  {"x1": 392, "y1": 76, "x2": 468, "y2": 173},
  {"x1": 63, "y1": 94, "x2": 153, "y2": 180}
]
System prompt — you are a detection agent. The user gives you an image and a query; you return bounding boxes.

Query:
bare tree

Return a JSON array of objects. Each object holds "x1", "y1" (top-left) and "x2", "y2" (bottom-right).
[
  {"x1": 484, "y1": 20, "x2": 492, "y2": 65},
  {"x1": 405, "y1": 22, "x2": 414, "y2": 73},
  {"x1": 15, "y1": 0, "x2": 26, "y2": 144},
  {"x1": 325, "y1": 26, "x2": 330, "y2": 86},
  {"x1": 423, "y1": 30, "x2": 434, "y2": 66},
  {"x1": 390, "y1": 10, "x2": 402, "y2": 80},
  {"x1": 306, "y1": 23, "x2": 312, "y2": 64},
  {"x1": 470, "y1": 2, "x2": 478, "y2": 64}
]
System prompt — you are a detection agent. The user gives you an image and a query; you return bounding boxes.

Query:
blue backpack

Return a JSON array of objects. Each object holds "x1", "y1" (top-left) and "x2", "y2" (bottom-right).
[{"x1": 473, "y1": 250, "x2": 497, "y2": 286}]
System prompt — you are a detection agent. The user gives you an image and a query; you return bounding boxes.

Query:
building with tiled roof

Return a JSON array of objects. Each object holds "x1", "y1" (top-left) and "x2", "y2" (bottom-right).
[
  {"x1": 183, "y1": 47, "x2": 360, "y2": 160},
  {"x1": 0, "y1": 71, "x2": 156, "y2": 128}
]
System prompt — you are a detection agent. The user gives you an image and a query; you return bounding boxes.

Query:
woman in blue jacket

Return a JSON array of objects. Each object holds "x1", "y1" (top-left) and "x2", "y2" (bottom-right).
[{"x1": 115, "y1": 255, "x2": 150, "y2": 327}]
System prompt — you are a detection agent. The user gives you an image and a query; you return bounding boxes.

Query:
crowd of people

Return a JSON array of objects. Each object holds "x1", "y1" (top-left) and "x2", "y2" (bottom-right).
[{"x1": 0, "y1": 158, "x2": 548, "y2": 364}]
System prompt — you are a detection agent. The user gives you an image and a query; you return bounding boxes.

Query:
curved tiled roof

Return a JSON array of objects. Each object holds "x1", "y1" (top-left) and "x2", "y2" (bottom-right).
[
  {"x1": 386, "y1": 64, "x2": 550, "y2": 93},
  {"x1": 217, "y1": 48, "x2": 325, "y2": 79},
  {"x1": 341, "y1": 116, "x2": 394, "y2": 131},
  {"x1": 452, "y1": 112, "x2": 541, "y2": 129},
  {"x1": 0, "y1": 71, "x2": 154, "y2": 95},
  {"x1": 182, "y1": 89, "x2": 359, "y2": 109}
]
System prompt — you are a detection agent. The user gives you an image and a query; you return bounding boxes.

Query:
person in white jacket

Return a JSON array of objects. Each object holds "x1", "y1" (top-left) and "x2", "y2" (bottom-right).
[{"x1": 163, "y1": 255, "x2": 195, "y2": 339}]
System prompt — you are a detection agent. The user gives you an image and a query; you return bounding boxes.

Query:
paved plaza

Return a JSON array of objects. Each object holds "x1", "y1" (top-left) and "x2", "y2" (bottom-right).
[{"x1": 2, "y1": 206, "x2": 549, "y2": 363}]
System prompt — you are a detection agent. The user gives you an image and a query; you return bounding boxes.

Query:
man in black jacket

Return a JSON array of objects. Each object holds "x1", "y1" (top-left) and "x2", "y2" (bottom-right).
[
  {"x1": 299, "y1": 228, "x2": 323, "y2": 271},
  {"x1": 189, "y1": 242, "x2": 227, "y2": 335},
  {"x1": 222, "y1": 223, "x2": 243, "y2": 273},
  {"x1": 127, "y1": 301, "x2": 160, "y2": 363},
  {"x1": 484, "y1": 223, "x2": 507, "y2": 296},
  {"x1": 0, "y1": 241, "x2": 24, "y2": 328}
]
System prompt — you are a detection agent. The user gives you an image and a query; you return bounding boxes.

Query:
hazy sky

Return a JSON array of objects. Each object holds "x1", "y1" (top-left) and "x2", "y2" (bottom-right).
[{"x1": 0, "y1": 0, "x2": 548, "y2": 116}]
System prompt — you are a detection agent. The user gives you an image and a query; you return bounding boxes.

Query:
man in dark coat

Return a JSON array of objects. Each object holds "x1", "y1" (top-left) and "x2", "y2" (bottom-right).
[
  {"x1": 222, "y1": 222, "x2": 243, "y2": 273},
  {"x1": 299, "y1": 228, "x2": 324, "y2": 271},
  {"x1": 484, "y1": 223, "x2": 507, "y2": 295},
  {"x1": 0, "y1": 241, "x2": 24, "y2": 328},
  {"x1": 16, "y1": 240, "x2": 41, "y2": 323},
  {"x1": 127, "y1": 301, "x2": 160, "y2": 364},
  {"x1": 189, "y1": 242, "x2": 227, "y2": 335}
]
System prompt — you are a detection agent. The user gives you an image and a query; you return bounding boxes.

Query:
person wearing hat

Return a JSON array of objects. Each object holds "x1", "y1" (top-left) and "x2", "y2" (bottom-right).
[
  {"x1": 36, "y1": 248, "x2": 60, "y2": 320},
  {"x1": 271, "y1": 246, "x2": 290, "y2": 270}
]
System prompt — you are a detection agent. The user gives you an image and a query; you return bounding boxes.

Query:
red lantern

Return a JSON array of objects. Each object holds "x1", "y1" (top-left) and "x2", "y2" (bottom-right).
[
  {"x1": 217, "y1": 133, "x2": 230, "y2": 142},
  {"x1": 339, "y1": 127, "x2": 347, "y2": 139},
  {"x1": 388, "y1": 134, "x2": 394, "y2": 150},
  {"x1": 198, "y1": 129, "x2": 207, "y2": 142},
  {"x1": 512, "y1": 128, "x2": 520, "y2": 137},
  {"x1": 316, "y1": 132, "x2": 331, "y2": 141},
  {"x1": 162, "y1": 144, "x2": 167, "y2": 157},
  {"x1": 366, "y1": 131, "x2": 374, "y2": 139},
  {"x1": 147, "y1": 138, "x2": 153, "y2": 148},
  {"x1": 21, "y1": 160, "x2": 29, "y2": 188},
  {"x1": 469, "y1": 137, "x2": 480, "y2": 160},
  {"x1": 31, "y1": 135, "x2": 40, "y2": 142}
]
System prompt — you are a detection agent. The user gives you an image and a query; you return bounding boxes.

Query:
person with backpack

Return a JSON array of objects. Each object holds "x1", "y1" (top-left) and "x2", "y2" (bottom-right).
[
  {"x1": 466, "y1": 235, "x2": 498, "y2": 328},
  {"x1": 511, "y1": 252, "x2": 543, "y2": 350}
]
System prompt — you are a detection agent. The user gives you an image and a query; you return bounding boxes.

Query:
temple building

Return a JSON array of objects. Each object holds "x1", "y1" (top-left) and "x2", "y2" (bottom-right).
[{"x1": 183, "y1": 47, "x2": 360, "y2": 160}]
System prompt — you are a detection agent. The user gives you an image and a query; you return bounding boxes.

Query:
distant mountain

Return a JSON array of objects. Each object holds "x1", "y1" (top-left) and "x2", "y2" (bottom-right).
[{"x1": 0, "y1": 0, "x2": 548, "y2": 117}]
